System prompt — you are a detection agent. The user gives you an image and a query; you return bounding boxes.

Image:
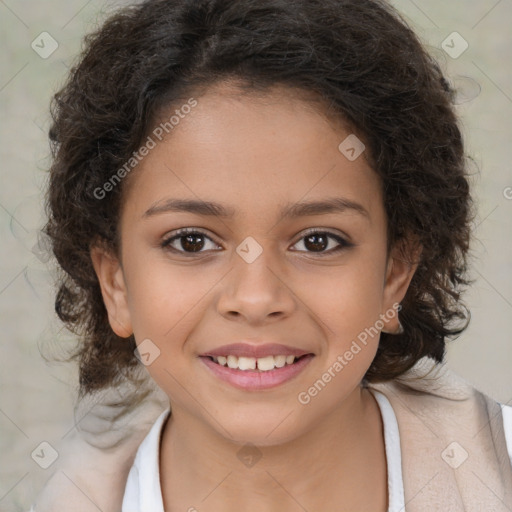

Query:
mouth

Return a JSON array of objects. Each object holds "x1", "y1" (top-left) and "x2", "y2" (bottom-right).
[
  {"x1": 198, "y1": 353, "x2": 315, "y2": 390},
  {"x1": 201, "y1": 353, "x2": 312, "y2": 372}
]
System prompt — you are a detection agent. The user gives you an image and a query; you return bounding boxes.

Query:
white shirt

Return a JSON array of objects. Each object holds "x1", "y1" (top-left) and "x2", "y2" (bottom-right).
[{"x1": 121, "y1": 390, "x2": 512, "y2": 512}]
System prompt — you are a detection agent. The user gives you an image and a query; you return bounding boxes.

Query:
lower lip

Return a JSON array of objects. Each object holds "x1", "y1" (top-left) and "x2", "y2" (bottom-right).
[{"x1": 199, "y1": 355, "x2": 314, "y2": 391}]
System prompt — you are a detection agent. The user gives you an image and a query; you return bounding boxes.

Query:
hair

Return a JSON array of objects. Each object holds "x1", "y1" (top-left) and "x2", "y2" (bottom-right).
[{"x1": 44, "y1": 0, "x2": 474, "y2": 397}]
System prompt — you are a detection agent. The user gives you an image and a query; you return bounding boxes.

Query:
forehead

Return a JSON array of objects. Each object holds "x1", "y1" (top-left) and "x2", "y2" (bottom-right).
[{"x1": 121, "y1": 82, "x2": 382, "y2": 223}]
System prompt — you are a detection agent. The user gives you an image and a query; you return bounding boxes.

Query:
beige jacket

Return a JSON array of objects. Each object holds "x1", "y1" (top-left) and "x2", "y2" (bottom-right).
[
  {"x1": 368, "y1": 358, "x2": 512, "y2": 511},
  {"x1": 32, "y1": 358, "x2": 512, "y2": 512}
]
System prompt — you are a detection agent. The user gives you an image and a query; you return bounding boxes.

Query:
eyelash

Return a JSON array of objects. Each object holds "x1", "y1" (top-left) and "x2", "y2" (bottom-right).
[{"x1": 160, "y1": 227, "x2": 353, "y2": 257}]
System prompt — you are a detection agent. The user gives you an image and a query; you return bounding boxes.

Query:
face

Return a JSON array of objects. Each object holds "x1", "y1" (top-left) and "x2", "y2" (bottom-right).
[{"x1": 91, "y1": 82, "x2": 417, "y2": 446}]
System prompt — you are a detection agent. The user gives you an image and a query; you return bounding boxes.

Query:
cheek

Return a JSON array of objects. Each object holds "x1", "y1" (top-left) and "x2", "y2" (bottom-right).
[
  {"x1": 123, "y1": 251, "x2": 208, "y2": 342},
  {"x1": 313, "y1": 254, "x2": 387, "y2": 373},
  {"x1": 318, "y1": 257, "x2": 386, "y2": 331},
  {"x1": 124, "y1": 263, "x2": 207, "y2": 395}
]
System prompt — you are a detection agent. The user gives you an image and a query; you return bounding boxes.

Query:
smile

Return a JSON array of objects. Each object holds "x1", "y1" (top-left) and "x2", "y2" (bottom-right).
[
  {"x1": 210, "y1": 354, "x2": 300, "y2": 371},
  {"x1": 199, "y1": 353, "x2": 315, "y2": 390}
]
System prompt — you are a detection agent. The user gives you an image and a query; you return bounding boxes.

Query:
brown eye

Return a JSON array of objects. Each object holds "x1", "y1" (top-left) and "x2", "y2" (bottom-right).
[
  {"x1": 179, "y1": 232, "x2": 206, "y2": 252},
  {"x1": 304, "y1": 233, "x2": 329, "y2": 252},
  {"x1": 161, "y1": 229, "x2": 220, "y2": 254},
  {"x1": 291, "y1": 230, "x2": 352, "y2": 255}
]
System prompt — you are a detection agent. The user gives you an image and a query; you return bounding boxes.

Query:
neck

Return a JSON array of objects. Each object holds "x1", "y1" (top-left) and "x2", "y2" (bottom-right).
[{"x1": 160, "y1": 386, "x2": 388, "y2": 512}]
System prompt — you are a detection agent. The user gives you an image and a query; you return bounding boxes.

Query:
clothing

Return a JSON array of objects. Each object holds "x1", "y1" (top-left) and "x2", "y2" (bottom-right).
[
  {"x1": 121, "y1": 390, "x2": 407, "y2": 512},
  {"x1": 368, "y1": 359, "x2": 512, "y2": 511},
  {"x1": 31, "y1": 358, "x2": 512, "y2": 512},
  {"x1": 121, "y1": 387, "x2": 512, "y2": 512}
]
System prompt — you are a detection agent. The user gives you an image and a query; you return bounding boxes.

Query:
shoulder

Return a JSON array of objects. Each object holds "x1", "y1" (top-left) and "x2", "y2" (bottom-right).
[
  {"x1": 368, "y1": 357, "x2": 512, "y2": 469},
  {"x1": 30, "y1": 377, "x2": 169, "y2": 512},
  {"x1": 368, "y1": 358, "x2": 512, "y2": 509}
]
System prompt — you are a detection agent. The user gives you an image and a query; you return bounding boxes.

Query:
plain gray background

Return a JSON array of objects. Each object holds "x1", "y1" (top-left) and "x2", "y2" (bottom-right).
[{"x1": 1, "y1": 1, "x2": 511, "y2": 510}]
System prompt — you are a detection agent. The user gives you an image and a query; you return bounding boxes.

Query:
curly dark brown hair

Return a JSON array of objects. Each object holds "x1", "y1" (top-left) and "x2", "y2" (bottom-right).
[{"x1": 44, "y1": 0, "x2": 474, "y2": 396}]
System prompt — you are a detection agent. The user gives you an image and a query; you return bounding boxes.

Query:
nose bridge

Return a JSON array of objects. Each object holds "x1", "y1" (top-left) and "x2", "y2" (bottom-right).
[
  {"x1": 217, "y1": 236, "x2": 295, "y2": 320},
  {"x1": 233, "y1": 235, "x2": 283, "y2": 296}
]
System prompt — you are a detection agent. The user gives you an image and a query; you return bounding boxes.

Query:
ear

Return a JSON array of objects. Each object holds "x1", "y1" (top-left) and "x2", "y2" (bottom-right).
[
  {"x1": 90, "y1": 243, "x2": 133, "y2": 338},
  {"x1": 381, "y1": 236, "x2": 422, "y2": 324}
]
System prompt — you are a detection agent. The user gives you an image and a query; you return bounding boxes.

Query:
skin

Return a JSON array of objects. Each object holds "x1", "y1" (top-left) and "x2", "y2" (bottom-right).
[{"x1": 91, "y1": 81, "x2": 419, "y2": 511}]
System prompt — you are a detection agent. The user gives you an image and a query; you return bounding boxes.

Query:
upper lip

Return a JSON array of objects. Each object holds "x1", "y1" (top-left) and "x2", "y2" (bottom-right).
[{"x1": 200, "y1": 343, "x2": 313, "y2": 359}]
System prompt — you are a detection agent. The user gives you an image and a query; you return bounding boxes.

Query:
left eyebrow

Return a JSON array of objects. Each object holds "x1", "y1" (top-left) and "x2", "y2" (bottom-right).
[
  {"x1": 280, "y1": 197, "x2": 370, "y2": 221},
  {"x1": 143, "y1": 197, "x2": 370, "y2": 221}
]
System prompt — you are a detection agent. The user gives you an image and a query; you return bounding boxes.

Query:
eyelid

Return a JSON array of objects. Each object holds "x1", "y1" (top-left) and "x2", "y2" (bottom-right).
[
  {"x1": 295, "y1": 226, "x2": 352, "y2": 244},
  {"x1": 161, "y1": 226, "x2": 354, "y2": 256}
]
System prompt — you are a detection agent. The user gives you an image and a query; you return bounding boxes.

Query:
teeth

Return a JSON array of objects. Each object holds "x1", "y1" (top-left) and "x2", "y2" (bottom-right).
[
  {"x1": 227, "y1": 355, "x2": 238, "y2": 369},
  {"x1": 257, "y1": 355, "x2": 275, "y2": 371},
  {"x1": 238, "y1": 356, "x2": 256, "y2": 370},
  {"x1": 212, "y1": 354, "x2": 299, "y2": 371},
  {"x1": 274, "y1": 355, "x2": 286, "y2": 368}
]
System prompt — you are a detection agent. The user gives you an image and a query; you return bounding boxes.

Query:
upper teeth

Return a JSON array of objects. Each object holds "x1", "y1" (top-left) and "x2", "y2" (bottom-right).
[{"x1": 214, "y1": 355, "x2": 297, "y2": 371}]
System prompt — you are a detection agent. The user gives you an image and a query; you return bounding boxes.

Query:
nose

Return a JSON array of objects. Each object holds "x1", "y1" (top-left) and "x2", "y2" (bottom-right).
[{"x1": 216, "y1": 244, "x2": 297, "y2": 325}]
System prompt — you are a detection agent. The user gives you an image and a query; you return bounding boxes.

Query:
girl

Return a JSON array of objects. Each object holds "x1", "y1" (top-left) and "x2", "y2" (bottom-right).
[{"x1": 33, "y1": 0, "x2": 512, "y2": 510}]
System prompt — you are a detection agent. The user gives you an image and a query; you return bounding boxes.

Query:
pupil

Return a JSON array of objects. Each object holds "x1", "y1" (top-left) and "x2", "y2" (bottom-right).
[
  {"x1": 305, "y1": 233, "x2": 327, "y2": 252},
  {"x1": 182, "y1": 234, "x2": 204, "y2": 252}
]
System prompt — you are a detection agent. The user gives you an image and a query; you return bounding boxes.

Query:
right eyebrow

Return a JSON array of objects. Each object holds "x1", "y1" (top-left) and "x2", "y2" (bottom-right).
[{"x1": 143, "y1": 199, "x2": 236, "y2": 218}]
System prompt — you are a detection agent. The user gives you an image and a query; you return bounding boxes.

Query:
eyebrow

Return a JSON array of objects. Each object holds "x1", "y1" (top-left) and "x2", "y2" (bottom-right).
[{"x1": 143, "y1": 197, "x2": 370, "y2": 221}]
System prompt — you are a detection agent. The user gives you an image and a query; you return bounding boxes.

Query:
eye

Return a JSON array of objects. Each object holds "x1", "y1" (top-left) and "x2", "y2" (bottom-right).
[
  {"x1": 161, "y1": 228, "x2": 221, "y2": 254},
  {"x1": 290, "y1": 229, "x2": 353, "y2": 255},
  {"x1": 161, "y1": 227, "x2": 353, "y2": 257}
]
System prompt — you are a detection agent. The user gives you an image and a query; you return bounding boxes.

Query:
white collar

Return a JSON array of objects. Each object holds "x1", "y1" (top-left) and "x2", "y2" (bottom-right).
[{"x1": 122, "y1": 391, "x2": 406, "y2": 512}]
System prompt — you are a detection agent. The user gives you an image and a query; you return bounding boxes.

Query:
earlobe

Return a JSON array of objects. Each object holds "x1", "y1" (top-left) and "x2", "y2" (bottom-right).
[{"x1": 90, "y1": 244, "x2": 133, "y2": 338}]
